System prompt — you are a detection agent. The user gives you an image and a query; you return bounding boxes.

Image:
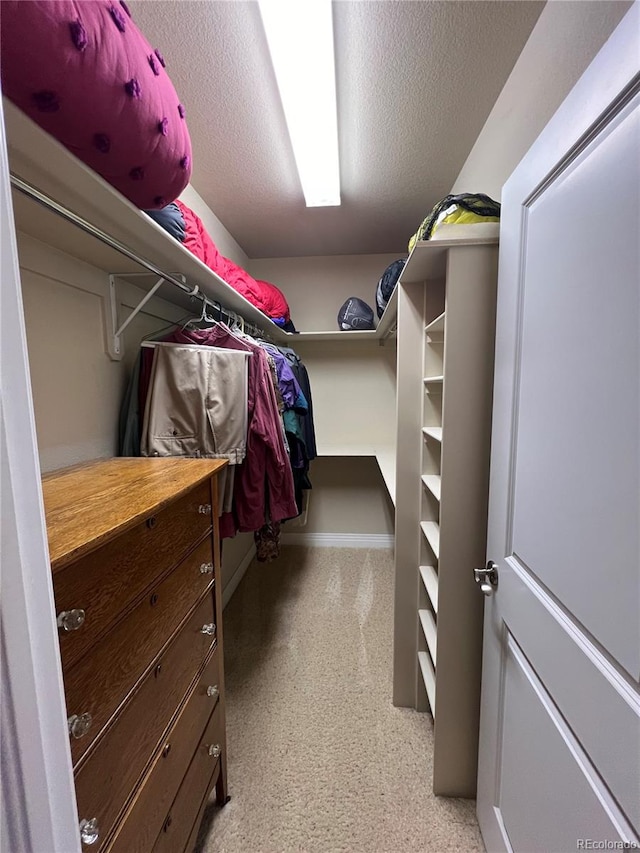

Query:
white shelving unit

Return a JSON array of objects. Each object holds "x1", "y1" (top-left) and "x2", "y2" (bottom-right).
[{"x1": 393, "y1": 236, "x2": 499, "y2": 797}]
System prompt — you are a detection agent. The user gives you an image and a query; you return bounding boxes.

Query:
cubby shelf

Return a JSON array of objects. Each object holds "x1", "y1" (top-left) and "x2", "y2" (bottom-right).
[
  {"x1": 418, "y1": 651, "x2": 436, "y2": 716},
  {"x1": 419, "y1": 608, "x2": 438, "y2": 663},
  {"x1": 419, "y1": 565, "x2": 439, "y2": 613},
  {"x1": 421, "y1": 475, "x2": 441, "y2": 502},
  {"x1": 420, "y1": 521, "x2": 440, "y2": 559}
]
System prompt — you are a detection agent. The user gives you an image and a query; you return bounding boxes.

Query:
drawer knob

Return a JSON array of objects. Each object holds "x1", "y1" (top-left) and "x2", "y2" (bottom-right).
[
  {"x1": 57, "y1": 609, "x2": 85, "y2": 632},
  {"x1": 162, "y1": 742, "x2": 172, "y2": 758},
  {"x1": 206, "y1": 684, "x2": 219, "y2": 699},
  {"x1": 198, "y1": 504, "x2": 212, "y2": 515},
  {"x1": 207, "y1": 743, "x2": 221, "y2": 758},
  {"x1": 68, "y1": 713, "x2": 92, "y2": 739},
  {"x1": 79, "y1": 817, "x2": 99, "y2": 845},
  {"x1": 200, "y1": 623, "x2": 216, "y2": 636},
  {"x1": 199, "y1": 561, "x2": 214, "y2": 574},
  {"x1": 146, "y1": 516, "x2": 157, "y2": 529}
]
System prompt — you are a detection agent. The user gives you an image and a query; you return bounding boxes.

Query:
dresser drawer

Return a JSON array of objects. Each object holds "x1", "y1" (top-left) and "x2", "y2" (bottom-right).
[
  {"x1": 54, "y1": 480, "x2": 213, "y2": 672},
  {"x1": 105, "y1": 655, "x2": 222, "y2": 853},
  {"x1": 181, "y1": 762, "x2": 221, "y2": 853},
  {"x1": 66, "y1": 537, "x2": 216, "y2": 766},
  {"x1": 74, "y1": 600, "x2": 220, "y2": 851},
  {"x1": 152, "y1": 706, "x2": 224, "y2": 853}
]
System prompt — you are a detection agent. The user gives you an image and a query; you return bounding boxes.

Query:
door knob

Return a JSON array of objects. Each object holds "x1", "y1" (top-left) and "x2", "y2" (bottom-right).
[{"x1": 474, "y1": 560, "x2": 499, "y2": 596}]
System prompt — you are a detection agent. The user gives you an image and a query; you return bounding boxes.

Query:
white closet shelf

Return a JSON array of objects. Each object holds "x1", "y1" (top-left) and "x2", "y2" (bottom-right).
[
  {"x1": 316, "y1": 445, "x2": 396, "y2": 505},
  {"x1": 421, "y1": 474, "x2": 441, "y2": 502},
  {"x1": 294, "y1": 287, "x2": 398, "y2": 342},
  {"x1": 400, "y1": 236, "x2": 499, "y2": 284},
  {"x1": 419, "y1": 565, "x2": 439, "y2": 613},
  {"x1": 5, "y1": 100, "x2": 293, "y2": 342},
  {"x1": 422, "y1": 427, "x2": 443, "y2": 443},
  {"x1": 419, "y1": 608, "x2": 438, "y2": 663},
  {"x1": 6, "y1": 100, "x2": 400, "y2": 347},
  {"x1": 295, "y1": 330, "x2": 378, "y2": 342},
  {"x1": 420, "y1": 521, "x2": 440, "y2": 559},
  {"x1": 425, "y1": 312, "x2": 446, "y2": 334},
  {"x1": 418, "y1": 651, "x2": 436, "y2": 716},
  {"x1": 375, "y1": 448, "x2": 396, "y2": 505}
]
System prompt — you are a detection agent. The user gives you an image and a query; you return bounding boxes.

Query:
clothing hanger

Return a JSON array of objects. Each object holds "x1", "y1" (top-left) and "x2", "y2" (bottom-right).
[{"x1": 141, "y1": 310, "x2": 195, "y2": 342}]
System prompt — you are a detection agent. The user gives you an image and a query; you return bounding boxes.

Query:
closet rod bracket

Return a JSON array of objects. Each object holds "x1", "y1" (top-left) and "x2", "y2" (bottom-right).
[{"x1": 107, "y1": 272, "x2": 188, "y2": 360}]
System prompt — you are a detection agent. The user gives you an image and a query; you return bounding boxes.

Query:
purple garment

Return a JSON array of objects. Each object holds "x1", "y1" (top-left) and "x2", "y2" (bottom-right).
[
  {"x1": 164, "y1": 327, "x2": 298, "y2": 535},
  {"x1": 260, "y1": 343, "x2": 305, "y2": 412}
]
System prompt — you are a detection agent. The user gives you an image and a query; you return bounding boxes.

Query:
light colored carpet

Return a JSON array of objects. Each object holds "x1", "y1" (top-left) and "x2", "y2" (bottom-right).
[{"x1": 196, "y1": 546, "x2": 484, "y2": 853}]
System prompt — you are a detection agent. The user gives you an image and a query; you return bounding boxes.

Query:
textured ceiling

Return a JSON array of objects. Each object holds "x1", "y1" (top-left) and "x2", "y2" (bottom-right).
[{"x1": 128, "y1": 1, "x2": 544, "y2": 258}]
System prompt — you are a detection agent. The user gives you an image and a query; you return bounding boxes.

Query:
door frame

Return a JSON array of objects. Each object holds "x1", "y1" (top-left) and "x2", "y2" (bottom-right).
[{"x1": 0, "y1": 99, "x2": 80, "y2": 851}]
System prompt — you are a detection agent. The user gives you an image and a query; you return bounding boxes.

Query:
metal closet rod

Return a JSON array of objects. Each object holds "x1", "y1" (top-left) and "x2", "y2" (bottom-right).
[{"x1": 9, "y1": 173, "x2": 267, "y2": 338}]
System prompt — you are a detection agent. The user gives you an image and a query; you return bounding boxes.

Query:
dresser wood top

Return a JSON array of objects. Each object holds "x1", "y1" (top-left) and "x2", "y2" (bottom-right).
[{"x1": 42, "y1": 458, "x2": 227, "y2": 571}]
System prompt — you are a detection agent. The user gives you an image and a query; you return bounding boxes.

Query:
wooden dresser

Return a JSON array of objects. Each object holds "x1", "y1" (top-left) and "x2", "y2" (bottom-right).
[{"x1": 42, "y1": 457, "x2": 229, "y2": 852}]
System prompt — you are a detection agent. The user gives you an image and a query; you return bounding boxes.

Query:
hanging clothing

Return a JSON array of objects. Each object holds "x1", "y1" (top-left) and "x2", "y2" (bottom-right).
[
  {"x1": 164, "y1": 326, "x2": 298, "y2": 536},
  {"x1": 254, "y1": 521, "x2": 281, "y2": 562},
  {"x1": 118, "y1": 318, "x2": 316, "y2": 543},
  {"x1": 119, "y1": 350, "x2": 143, "y2": 457},
  {"x1": 139, "y1": 343, "x2": 249, "y2": 515},
  {"x1": 140, "y1": 344, "x2": 248, "y2": 463},
  {"x1": 278, "y1": 346, "x2": 317, "y2": 461}
]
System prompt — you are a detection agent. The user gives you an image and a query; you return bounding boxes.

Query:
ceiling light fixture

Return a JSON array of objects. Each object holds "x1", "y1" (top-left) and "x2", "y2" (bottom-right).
[{"x1": 258, "y1": 0, "x2": 341, "y2": 207}]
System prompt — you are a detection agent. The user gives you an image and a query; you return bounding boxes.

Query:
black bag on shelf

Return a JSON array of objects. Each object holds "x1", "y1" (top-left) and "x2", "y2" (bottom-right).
[
  {"x1": 337, "y1": 297, "x2": 375, "y2": 331},
  {"x1": 376, "y1": 258, "x2": 405, "y2": 319}
]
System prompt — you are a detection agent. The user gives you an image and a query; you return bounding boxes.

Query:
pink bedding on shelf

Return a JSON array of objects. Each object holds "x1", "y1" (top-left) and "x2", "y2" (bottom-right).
[
  {"x1": 0, "y1": 0, "x2": 192, "y2": 209},
  {"x1": 175, "y1": 200, "x2": 291, "y2": 322}
]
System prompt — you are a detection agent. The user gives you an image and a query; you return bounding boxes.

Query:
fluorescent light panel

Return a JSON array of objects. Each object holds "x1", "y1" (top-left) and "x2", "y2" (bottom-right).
[{"x1": 258, "y1": 0, "x2": 340, "y2": 207}]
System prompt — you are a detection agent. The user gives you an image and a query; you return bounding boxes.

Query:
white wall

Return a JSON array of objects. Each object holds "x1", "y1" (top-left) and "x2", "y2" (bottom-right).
[
  {"x1": 16, "y1": 232, "x2": 254, "y2": 591},
  {"x1": 179, "y1": 183, "x2": 249, "y2": 268},
  {"x1": 245, "y1": 254, "x2": 399, "y2": 538},
  {"x1": 294, "y1": 339, "x2": 396, "y2": 453},
  {"x1": 293, "y1": 339, "x2": 396, "y2": 538},
  {"x1": 451, "y1": 0, "x2": 633, "y2": 199},
  {"x1": 301, "y1": 457, "x2": 394, "y2": 537},
  {"x1": 249, "y1": 253, "x2": 403, "y2": 332}
]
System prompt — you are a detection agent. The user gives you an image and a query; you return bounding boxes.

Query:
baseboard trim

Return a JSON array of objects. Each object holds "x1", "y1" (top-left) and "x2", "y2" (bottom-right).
[
  {"x1": 222, "y1": 544, "x2": 256, "y2": 609},
  {"x1": 280, "y1": 533, "x2": 395, "y2": 549}
]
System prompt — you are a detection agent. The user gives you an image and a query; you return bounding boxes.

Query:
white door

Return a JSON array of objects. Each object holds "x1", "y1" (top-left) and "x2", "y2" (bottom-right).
[{"x1": 476, "y1": 6, "x2": 640, "y2": 851}]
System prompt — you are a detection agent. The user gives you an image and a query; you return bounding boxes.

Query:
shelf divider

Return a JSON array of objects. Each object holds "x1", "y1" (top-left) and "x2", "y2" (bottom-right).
[
  {"x1": 420, "y1": 521, "x2": 440, "y2": 559},
  {"x1": 421, "y1": 475, "x2": 441, "y2": 502},
  {"x1": 418, "y1": 651, "x2": 436, "y2": 716},
  {"x1": 419, "y1": 608, "x2": 438, "y2": 664},
  {"x1": 419, "y1": 565, "x2": 439, "y2": 612}
]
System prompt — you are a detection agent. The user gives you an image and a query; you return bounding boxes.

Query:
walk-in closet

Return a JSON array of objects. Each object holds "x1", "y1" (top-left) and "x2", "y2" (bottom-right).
[{"x1": 2, "y1": 2, "x2": 638, "y2": 852}]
